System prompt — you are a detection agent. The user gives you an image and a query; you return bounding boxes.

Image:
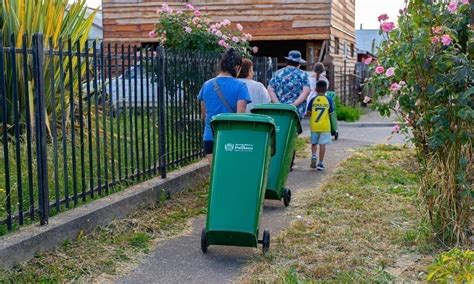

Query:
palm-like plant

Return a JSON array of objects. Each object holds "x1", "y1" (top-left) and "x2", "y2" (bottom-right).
[{"x1": 0, "y1": 0, "x2": 97, "y2": 134}]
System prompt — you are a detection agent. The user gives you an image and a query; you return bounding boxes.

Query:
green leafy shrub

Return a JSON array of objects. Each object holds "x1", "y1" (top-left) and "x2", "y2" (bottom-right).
[
  {"x1": 151, "y1": 3, "x2": 255, "y2": 57},
  {"x1": 427, "y1": 248, "x2": 474, "y2": 283},
  {"x1": 334, "y1": 96, "x2": 361, "y2": 122},
  {"x1": 366, "y1": 0, "x2": 473, "y2": 245},
  {"x1": 0, "y1": 0, "x2": 97, "y2": 134}
]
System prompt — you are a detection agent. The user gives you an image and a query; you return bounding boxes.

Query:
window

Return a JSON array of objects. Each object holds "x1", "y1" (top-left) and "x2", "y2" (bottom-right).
[
  {"x1": 335, "y1": 37, "x2": 340, "y2": 55},
  {"x1": 351, "y1": 43, "x2": 355, "y2": 57}
]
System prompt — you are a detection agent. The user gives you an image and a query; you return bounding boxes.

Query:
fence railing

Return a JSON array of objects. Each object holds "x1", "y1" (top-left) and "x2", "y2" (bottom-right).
[
  {"x1": 0, "y1": 33, "x2": 277, "y2": 233},
  {"x1": 326, "y1": 62, "x2": 363, "y2": 107}
]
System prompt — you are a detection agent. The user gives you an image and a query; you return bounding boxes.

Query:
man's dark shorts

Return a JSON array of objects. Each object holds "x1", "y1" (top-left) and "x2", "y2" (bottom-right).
[{"x1": 204, "y1": 141, "x2": 213, "y2": 155}]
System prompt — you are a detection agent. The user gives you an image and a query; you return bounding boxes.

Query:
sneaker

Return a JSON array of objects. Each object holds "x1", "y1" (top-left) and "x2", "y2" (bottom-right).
[
  {"x1": 310, "y1": 155, "x2": 317, "y2": 168},
  {"x1": 317, "y1": 163, "x2": 325, "y2": 171}
]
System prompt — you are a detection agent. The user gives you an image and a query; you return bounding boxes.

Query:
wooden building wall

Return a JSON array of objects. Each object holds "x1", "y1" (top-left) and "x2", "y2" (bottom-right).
[
  {"x1": 102, "y1": 0, "x2": 333, "y2": 43},
  {"x1": 327, "y1": 0, "x2": 357, "y2": 97}
]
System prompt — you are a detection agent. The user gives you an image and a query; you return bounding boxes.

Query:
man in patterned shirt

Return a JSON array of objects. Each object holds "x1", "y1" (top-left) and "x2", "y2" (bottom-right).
[{"x1": 268, "y1": 50, "x2": 311, "y2": 118}]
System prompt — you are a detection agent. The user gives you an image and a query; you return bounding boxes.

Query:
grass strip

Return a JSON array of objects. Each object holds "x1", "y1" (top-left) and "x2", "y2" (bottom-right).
[
  {"x1": 241, "y1": 145, "x2": 437, "y2": 283},
  {"x1": 0, "y1": 180, "x2": 208, "y2": 282}
]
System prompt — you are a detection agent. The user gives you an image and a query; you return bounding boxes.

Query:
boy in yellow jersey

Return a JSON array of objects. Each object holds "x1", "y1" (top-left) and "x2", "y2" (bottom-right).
[{"x1": 306, "y1": 80, "x2": 334, "y2": 170}]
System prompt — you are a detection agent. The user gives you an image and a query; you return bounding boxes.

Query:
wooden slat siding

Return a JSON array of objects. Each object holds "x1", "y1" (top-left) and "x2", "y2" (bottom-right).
[
  {"x1": 326, "y1": 0, "x2": 356, "y2": 97},
  {"x1": 103, "y1": 0, "x2": 333, "y2": 42}
]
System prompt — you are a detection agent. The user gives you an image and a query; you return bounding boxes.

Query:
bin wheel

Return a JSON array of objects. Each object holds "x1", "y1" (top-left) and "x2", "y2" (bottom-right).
[
  {"x1": 201, "y1": 228, "x2": 208, "y2": 253},
  {"x1": 283, "y1": 188, "x2": 292, "y2": 207},
  {"x1": 262, "y1": 230, "x2": 270, "y2": 254},
  {"x1": 334, "y1": 132, "x2": 339, "y2": 141}
]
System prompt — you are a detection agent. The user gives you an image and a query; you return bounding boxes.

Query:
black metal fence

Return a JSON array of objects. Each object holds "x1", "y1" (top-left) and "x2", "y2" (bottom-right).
[{"x1": 0, "y1": 33, "x2": 277, "y2": 233}]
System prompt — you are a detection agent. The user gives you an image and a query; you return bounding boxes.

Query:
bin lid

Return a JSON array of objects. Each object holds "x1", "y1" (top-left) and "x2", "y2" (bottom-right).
[
  {"x1": 211, "y1": 113, "x2": 276, "y2": 156},
  {"x1": 250, "y1": 104, "x2": 302, "y2": 134},
  {"x1": 326, "y1": 91, "x2": 336, "y2": 100}
]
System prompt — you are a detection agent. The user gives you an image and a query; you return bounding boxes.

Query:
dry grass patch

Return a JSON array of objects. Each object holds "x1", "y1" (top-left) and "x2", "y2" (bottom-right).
[
  {"x1": 240, "y1": 145, "x2": 436, "y2": 283},
  {"x1": 295, "y1": 136, "x2": 310, "y2": 158},
  {"x1": 0, "y1": 181, "x2": 209, "y2": 282}
]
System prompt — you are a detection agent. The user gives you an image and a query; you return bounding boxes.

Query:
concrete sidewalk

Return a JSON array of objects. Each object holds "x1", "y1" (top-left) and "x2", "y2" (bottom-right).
[{"x1": 120, "y1": 112, "x2": 405, "y2": 284}]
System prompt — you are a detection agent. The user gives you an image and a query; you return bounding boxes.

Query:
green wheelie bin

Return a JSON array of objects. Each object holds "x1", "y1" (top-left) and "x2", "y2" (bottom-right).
[
  {"x1": 251, "y1": 104, "x2": 302, "y2": 207},
  {"x1": 326, "y1": 91, "x2": 339, "y2": 140},
  {"x1": 201, "y1": 113, "x2": 276, "y2": 254}
]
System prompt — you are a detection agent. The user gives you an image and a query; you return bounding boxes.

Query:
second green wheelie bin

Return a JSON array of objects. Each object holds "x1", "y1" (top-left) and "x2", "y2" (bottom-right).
[
  {"x1": 201, "y1": 113, "x2": 276, "y2": 254},
  {"x1": 251, "y1": 104, "x2": 302, "y2": 207},
  {"x1": 326, "y1": 91, "x2": 339, "y2": 140}
]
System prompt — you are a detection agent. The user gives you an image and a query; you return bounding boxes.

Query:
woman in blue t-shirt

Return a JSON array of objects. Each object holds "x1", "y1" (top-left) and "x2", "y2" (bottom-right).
[{"x1": 198, "y1": 48, "x2": 251, "y2": 165}]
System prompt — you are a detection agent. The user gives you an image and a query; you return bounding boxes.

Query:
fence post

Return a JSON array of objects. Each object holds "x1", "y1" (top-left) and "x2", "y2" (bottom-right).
[
  {"x1": 32, "y1": 33, "x2": 49, "y2": 225},
  {"x1": 157, "y1": 47, "x2": 167, "y2": 179},
  {"x1": 343, "y1": 59, "x2": 347, "y2": 105}
]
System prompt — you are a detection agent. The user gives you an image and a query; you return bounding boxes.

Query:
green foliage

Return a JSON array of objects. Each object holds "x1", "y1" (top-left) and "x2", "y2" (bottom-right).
[
  {"x1": 427, "y1": 248, "x2": 474, "y2": 283},
  {"x1": 334, "y1": 96, "x2": 361, "y2": 122},
  {"x1": 152, "y1": 3, "x2": 255, "y2": 57},
  {"x1": 0, "y1": 0, "x2": 97, "y2": 134},
  {"x1": 367, "y1": 0, "x2": 473, "y2": 245},
  {"x1": 128, "y1": 232, "x2": 152, "y2": 251}
]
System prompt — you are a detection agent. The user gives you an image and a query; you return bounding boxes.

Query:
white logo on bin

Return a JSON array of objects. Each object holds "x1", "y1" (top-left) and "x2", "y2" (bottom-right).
[
  {"x1": 224, "y1": 143, "x2": 235, "y2": 151},
  {"x1": 275, "y1": 125, "x2": 280, "y2": 132},
  {"x1": 224, "y1": 143, "x2": 254, "y2": 152}
]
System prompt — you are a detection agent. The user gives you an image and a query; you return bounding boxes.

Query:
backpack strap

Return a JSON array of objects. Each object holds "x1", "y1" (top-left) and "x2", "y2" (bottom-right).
[{"x1": 212, "y1": 79, "x2": 236, "y2": 113}]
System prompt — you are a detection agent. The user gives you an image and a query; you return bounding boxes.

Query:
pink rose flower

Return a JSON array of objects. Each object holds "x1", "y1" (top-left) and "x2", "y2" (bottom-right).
[
  {"x1": 431, "y1": 36, "x2": 440, "y2": 44},
  {"x1": 222, "y1": 19, "x2": 231, "y2": 26},
  {"x1": 377, "y1": 14, "x2": 389, "y2": 22},
  {"x1": 194, "y1": 10, "x2": 201, "y2": 17},
  {"x1": 363, "y1": 96, "x2": 371, "y2": 104},
  {"x1": 244, "y1": 33, "x2": 253, "y2": 41},
  {"x1": 186, "y1": 3, "x2": 195, "y2": 10},
  {"x1": 364, "y1": 57, "x2": 373, "y2": 65},
  {"x1": 461, "y1": 0, "x2": 469, "y2": 4},
  {"x1": 218, "y1": 39, "x2": 227, "y2": 47},
  {"x1": 232, "y1": 36, "x2": 240, "y2": 43},
  {"x1": 236, "y1": 23, "x2": 243, "y2": 31},
  {"x1": 448, "y1": 1, "x2": 458, "y2": 13},
  {"x1": 441, "y1": 34, "x2": 452, "y2": 46},
  {"x1": 184, "y1": 27, "x2": 192, "y2": 33},
  {"x1": 381, "y1": 22, "x2": 395, "y2": 33},
  {"x1": 215, "y1": 30, "x2": 223, "y2": 37},
  {"x1": 215, "y1": 23, "x2": 222, "y2": 29},
  {"x1": 161, "y1": 4, "x2": 172, "y2": 14},
  {"x1": 192, "y1": 17, "x2": 200, "y2": 25},
  {"x1": 252, "y1": 46, "x2": 259, "y2": 54},
  {"x1": 392, "y1": 124, "x2": 400, "y2": 134},
  {"x1": 148, "y1": 30, "x2": 157, "y2": 38},
  {"x1": 176, "y1": 11, "x2": 183, "y2": 15},
  {"x1": 390, "y1": 82, "x2": 401, "y2": 93},
  {"x1": 385, "y1": 67, "x2": 395, "y2": 77},
  {"x1": 222, "y1": 35, "x2": 229, "y2": 40},
  {"x1": 399, "y1": 81, "x2": 406, "y2": 86},
  {"x1": 432, "y1": 26, "x2": 443, "y2": 34},
  {"x1": 375, "y1": 65, "x2": 385, "y2": 74},
  {"x1": 197, "y1": 24, "x2": 202, "y2": 29}
]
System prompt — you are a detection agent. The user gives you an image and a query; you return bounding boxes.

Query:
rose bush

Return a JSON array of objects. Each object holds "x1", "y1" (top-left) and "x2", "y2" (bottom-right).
[
  {"x1": 150, "y1": 3, "x2": 256, "y2": 57},
  {"x1": 367, "y1": 0, "x2": 473, "y2": 245}
]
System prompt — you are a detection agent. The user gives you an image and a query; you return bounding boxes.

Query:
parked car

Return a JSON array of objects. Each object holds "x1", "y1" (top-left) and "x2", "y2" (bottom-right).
[{"x1": 84, "y1": 64, "x2": 185, "y2": 111}]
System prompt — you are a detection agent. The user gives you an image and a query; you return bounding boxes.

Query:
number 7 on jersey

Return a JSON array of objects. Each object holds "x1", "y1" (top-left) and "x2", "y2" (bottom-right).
[{"x1": 314, "y1": 107, "x2": 326, "y2": 122}]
